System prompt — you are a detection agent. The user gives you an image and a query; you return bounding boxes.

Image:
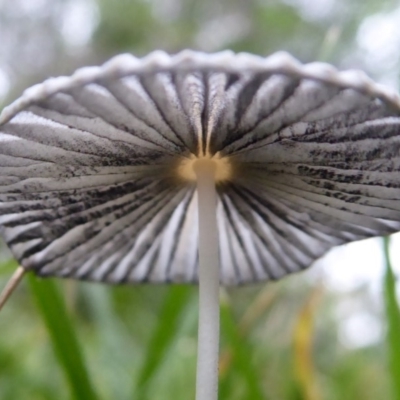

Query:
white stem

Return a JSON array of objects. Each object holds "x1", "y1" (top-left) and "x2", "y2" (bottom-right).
[
  {"x1": 0, "y1": 266, "x2": 25, "y2": 312},
  {"x1": 194, "y1": 159, "x2": 220, "y2": 400}
]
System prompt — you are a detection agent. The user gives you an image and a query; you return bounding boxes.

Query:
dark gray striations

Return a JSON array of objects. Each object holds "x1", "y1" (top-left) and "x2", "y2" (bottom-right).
[{"x1": 0, "y1": 50, "x2": 400, "y2": 285}]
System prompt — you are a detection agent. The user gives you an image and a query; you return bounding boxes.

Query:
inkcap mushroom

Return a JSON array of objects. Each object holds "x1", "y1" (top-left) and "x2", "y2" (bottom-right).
[{"x1": 1, "y1": 50, "x2": 400, "y2": 400}]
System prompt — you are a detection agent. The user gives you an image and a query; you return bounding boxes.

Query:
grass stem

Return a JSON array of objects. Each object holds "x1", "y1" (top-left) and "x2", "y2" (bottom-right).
[{"x1": 0, "y1": 266, "x2": 25, "y2": 312}]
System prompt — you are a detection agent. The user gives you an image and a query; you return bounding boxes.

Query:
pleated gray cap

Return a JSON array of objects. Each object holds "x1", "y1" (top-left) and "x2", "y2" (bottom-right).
[{"x1": 0, "y1": 50, "x2": 400, "y2": 285}]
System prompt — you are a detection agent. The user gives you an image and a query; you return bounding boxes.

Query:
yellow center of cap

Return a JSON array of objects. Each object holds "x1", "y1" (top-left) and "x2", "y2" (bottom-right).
[{"x1": 177, "y1": 153, "x2": 232, "y2": 182}]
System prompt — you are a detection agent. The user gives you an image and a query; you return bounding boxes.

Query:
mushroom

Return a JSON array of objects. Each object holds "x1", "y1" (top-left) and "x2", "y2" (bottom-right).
[{"x1": 1, "y1": 50, "x2": 400, "y2": 400}]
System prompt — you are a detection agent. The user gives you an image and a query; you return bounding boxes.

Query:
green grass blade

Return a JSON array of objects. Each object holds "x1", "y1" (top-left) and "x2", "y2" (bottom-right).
[
  {"x1": 383, "y1": 236, "x2": 400, "y2": 400},
  {"x1": 220, "y1": 296, "x2": 265, "y2": 400},
  {"x1": 28, "y1": 275, "x2": 98, "y2": 400},
  {"x1": 135, "y1": 285, "x2": 193, "y2": 397}
]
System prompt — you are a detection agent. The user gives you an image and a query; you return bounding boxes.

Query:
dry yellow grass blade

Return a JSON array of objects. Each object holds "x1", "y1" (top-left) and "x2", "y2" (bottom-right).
[{"x1": 293, "y1": 284, "x2": 323, "y2": 400}]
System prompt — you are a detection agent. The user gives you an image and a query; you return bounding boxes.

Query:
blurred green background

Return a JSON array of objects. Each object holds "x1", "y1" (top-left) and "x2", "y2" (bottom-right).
[{"x1": 1, "y1": 0, "x2": 400, "y2": 399}]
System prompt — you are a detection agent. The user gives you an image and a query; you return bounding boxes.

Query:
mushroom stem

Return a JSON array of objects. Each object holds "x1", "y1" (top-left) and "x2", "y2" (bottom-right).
[
  {"x1": 194, "y1": 159, "x2": 220, "y2": 400},
  {"x1": 0, "y1": 266, "x2": 25, "y2": 312}
]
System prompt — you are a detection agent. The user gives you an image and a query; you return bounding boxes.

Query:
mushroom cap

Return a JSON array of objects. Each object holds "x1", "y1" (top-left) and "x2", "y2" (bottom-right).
[{"x1": 0, "y1": 50, "x2": 400, "y2": 285}]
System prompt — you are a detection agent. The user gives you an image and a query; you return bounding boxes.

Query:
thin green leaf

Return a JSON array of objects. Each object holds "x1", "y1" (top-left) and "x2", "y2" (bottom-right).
[
  {"x1": 28, "y1": 275, "x2": 98, "y2": 400},
  {"x1": 135, "y1": 285, "x2": 193, "y2": 398},
  {"x1": 383, "y1": 236, "x2": 400, "y2": 400},
  {"x1": 220, "y1": 296, "x2": 266, "y2": 400}
]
